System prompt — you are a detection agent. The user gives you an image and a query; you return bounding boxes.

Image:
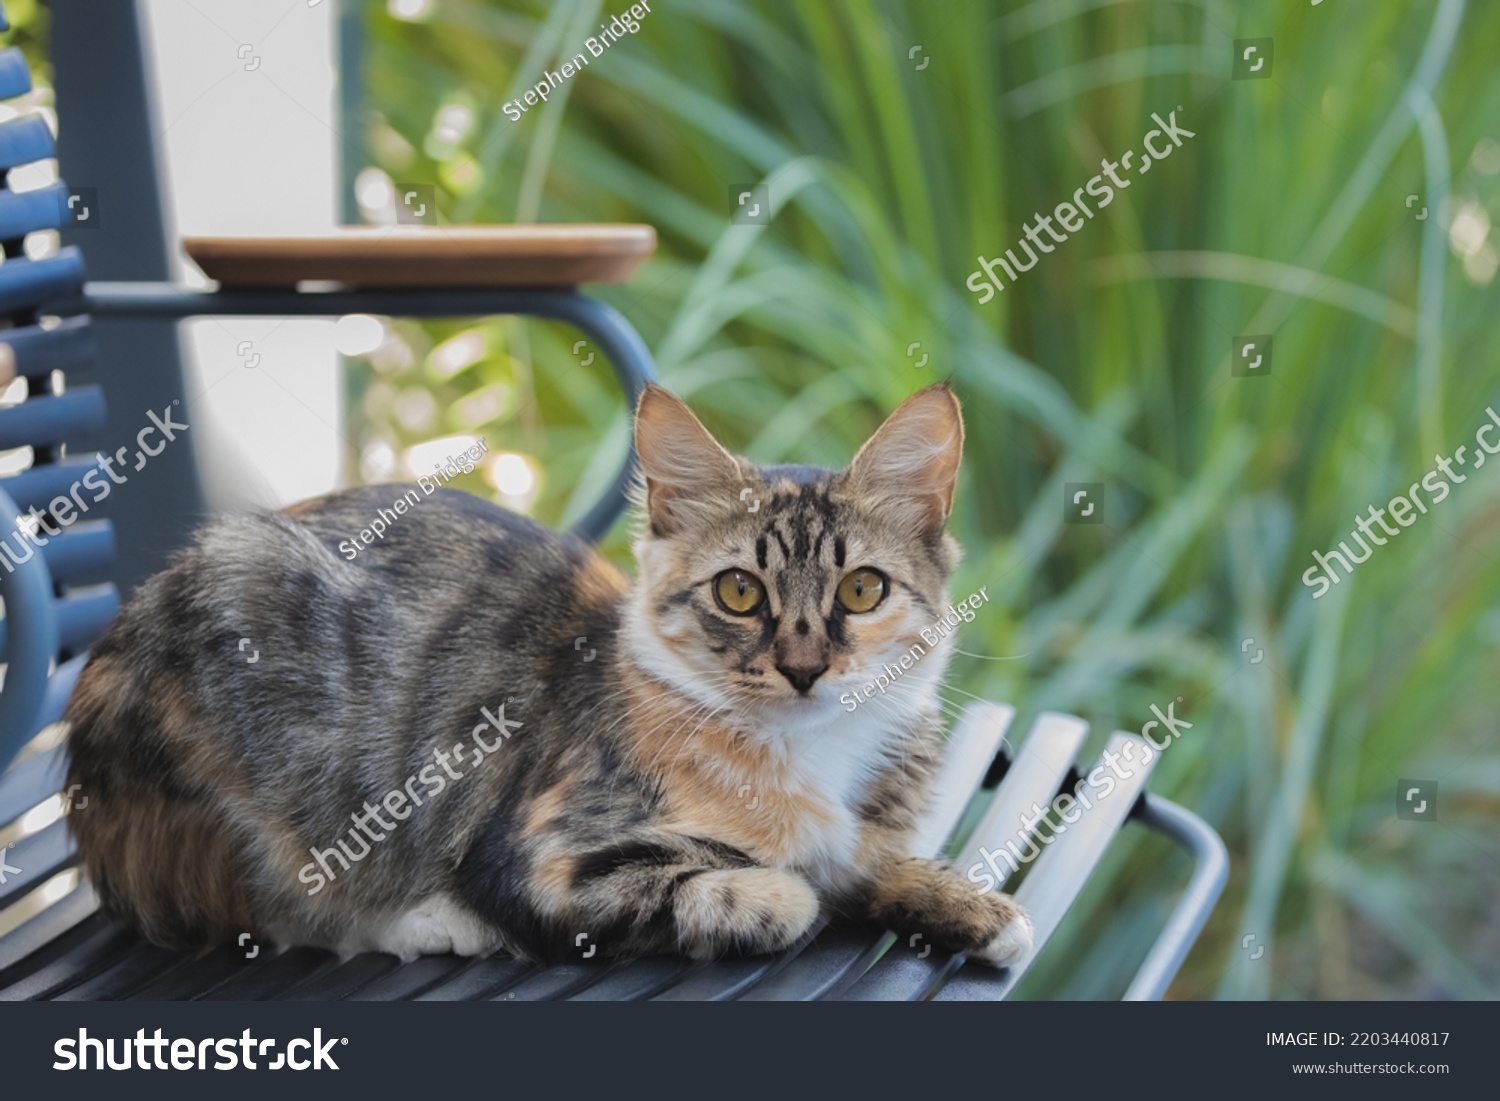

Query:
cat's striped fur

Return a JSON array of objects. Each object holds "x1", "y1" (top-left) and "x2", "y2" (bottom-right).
[{"x1": 64, "y1": 385, "x2": 1031, "y2": 965}]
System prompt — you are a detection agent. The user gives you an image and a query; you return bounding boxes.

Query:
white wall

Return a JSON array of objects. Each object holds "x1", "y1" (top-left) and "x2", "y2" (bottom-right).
[{"x1": 139, "y1": 0, "x2": 344, "y2": 508}]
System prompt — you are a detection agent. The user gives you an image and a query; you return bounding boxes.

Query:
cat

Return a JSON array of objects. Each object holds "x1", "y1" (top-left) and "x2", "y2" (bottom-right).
[{"x1": 64, "y1": 383, "x2": 1032, "y2": 967}]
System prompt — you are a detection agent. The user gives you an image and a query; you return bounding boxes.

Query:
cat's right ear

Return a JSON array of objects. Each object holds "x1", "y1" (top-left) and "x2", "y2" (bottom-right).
[
  {"x1": 845, "y1": 384, "x2": 964, "y2": 540},
  {"x1": 634, "y1": 385, "x2": 746, "y2": 537}
]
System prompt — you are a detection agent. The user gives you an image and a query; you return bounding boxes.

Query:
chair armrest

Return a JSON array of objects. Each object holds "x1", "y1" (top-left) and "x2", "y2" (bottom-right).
[
  {"x1": 72, "y1": 285, "x2": 659, "y2": 544},
  {"x1": 182, "y1": 225, "x2": 656, "y2": 289}
]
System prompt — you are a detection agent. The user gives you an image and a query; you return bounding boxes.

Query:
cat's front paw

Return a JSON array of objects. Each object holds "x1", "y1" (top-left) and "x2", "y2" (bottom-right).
[
  {"x1": 868, "y1": 857, "x2": 1033, "y2": 968},
  {"x1": 674, "y1": 867, "x2": 819, "y2": 959},
  {"x1": 967, "y1": 893, "x2": 1033, "y2": 968}
]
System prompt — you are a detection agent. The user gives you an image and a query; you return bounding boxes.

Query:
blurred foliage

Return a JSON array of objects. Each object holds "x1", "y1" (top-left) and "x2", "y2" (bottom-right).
[
  {"x1": 349, "y1": 0, "x2": 1500, "y2": 1000},
  {"x1": 0, "y1": 0, "x2": 47, "y2": 76}
]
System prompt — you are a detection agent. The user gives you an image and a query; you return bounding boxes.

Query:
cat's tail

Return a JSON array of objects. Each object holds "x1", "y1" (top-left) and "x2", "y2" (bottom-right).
[{"x1": 62, "y1": 600, "x2": 254, "y2": 951}]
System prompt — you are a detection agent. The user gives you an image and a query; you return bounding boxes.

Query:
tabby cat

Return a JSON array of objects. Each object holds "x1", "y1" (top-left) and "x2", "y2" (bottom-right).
[{"x1": 65, "y1": 384, "x2": 1032, "y2": 966}]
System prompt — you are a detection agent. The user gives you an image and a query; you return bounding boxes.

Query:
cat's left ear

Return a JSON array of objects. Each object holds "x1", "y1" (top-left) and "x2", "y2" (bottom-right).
[
  {"x1": 634, "y1": 385, "x2": 746, "y2": 536},
  {"x1": 844, "y1": 384, "x2": 964, "y2": 537}
]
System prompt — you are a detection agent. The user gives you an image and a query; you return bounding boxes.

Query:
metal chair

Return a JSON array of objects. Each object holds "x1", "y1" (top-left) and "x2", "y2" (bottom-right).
[{"x1": 0, "y1": 1, "x2": 1227, "y2": 1000}]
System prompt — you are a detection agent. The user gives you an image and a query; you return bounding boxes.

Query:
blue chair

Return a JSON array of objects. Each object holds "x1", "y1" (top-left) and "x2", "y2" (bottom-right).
[
  {"x1": 0, "y1": 2, "x2": 1225, "y2": 1000},
  {"x1": 0, "y1": 10, "x2": 119, "y2": 963}
]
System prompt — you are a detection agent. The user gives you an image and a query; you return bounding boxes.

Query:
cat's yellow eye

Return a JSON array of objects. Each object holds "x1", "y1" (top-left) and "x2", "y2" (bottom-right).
[
  {"x1": 714, "y1": 569, "x2": 767, "y2": 615},
  {"x1": 837, "y1": 568, "x2": 887, "y2": 613}
]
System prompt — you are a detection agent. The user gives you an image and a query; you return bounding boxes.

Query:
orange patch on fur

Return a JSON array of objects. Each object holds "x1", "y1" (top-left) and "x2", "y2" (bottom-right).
[
  {"x1": 521, "y1": 779, "x2": 574, "y2": 838},
  {"x1": 575, "y1": 550, "x2": 630, "y2": 606},
  {"x1": 621, "y1": 682, "x2": 838, "y2": 865},
  {"x1": 64, "y1": 653, "x2": 129, "y2": 729},
  {"x1": 71, "y1": 792, "x2": 252, "y2": 949},
  {"x1": 149, "y1": 675, "x2": 253, "y2": 800},
  {"x1": 532, "y1": 852, "x2": 578, "y2": 914},
  {"x1": 66, "y1": 656, "x2": 255, "y2": 949}
]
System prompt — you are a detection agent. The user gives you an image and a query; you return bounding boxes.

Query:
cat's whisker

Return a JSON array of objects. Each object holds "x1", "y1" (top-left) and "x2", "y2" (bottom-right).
[
  {"x1": 944, "y1": 646, "x2": 1033, "y2": 662},
  {"x1": 844, "y1": 666, "x2": 977, "y2": 734},
  {"x1": 892, "y1": 670, "x2": 999, "y2": 708},
  {"x1": 630, "y1": 691, "x2": 730, "y2": 774},
  {"x1": 573, "y1": 666, "x2": 734, "y2": 727},
  {"x1": 660, "y1": 699, "x2": 739, "y2": 782}
]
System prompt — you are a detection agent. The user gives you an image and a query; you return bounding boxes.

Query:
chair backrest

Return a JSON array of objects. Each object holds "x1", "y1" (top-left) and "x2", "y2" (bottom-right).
[{"x1": 0, "y1": 3, "x2": 116, "y2": 774}]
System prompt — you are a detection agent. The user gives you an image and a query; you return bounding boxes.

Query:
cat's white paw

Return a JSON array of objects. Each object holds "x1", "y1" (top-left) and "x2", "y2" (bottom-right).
[
  {"x1": 375, "y1": 895, "x2": 496, "y2": 960},
  {"x1": 969, "y1": 906, "x2": 1033, "y2": 968}
]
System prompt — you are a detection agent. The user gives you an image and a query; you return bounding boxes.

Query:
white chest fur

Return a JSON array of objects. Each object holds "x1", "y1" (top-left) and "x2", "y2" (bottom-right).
[{"x1": 760, "y1": 703, "x2": 917, "y2": 892}]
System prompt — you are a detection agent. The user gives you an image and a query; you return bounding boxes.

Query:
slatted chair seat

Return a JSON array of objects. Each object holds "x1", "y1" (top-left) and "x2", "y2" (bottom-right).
[{"x1": 0, "y1": 703, "x2": 1225, "y2": 1001}]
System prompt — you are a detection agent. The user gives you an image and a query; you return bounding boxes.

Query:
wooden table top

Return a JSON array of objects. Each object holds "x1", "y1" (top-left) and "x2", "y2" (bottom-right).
[{"x1": 183, "y1": 225, "x2": 657, "y2": 289}]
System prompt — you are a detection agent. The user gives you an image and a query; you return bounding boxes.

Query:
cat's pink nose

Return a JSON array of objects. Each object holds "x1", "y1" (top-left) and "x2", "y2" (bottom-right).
[{"x1": 776, "y1": 661, "x2": 828, "y2": 694}]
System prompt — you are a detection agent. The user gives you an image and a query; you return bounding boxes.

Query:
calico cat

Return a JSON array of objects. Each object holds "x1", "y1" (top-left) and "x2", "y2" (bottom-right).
[{"x1": 64, "y1": 384, "x2": 1032, "y2": 966}]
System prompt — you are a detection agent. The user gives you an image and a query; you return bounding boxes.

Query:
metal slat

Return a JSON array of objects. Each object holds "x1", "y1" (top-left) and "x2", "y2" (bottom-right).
[
  {"x1": 0, "y1": 912, "x2": 121, "y2": 1001},
  {"x1": 0, "y1": 822, "x2": 72, "y2": 911},
  {"x1": 912, "y1": 702, "x2": 1017, "y2": 858},
  {"x1": 0, "y1": 249, "x2": 86, "y2": 314},
  {"x1": 0, "y1": 742, "x2": 67, "y2": 826},
  {"x1": 0, "y1": 182, "x2": 66, "y2": 239},
  {"x1": 278, "y1": 954, "x2": 404, "y2": 1001},
  {"x1": 37, "y1": 520, "x2": 113, "y2": 583},
  {"x1": 1, "y1": 316, "x2": 97, "y2": 377},
  {"x1": 1, "y1": 455, "x2": 111, "y2": 514},
  {"x1": 569, "y1": 957, "x2": 693, "y2": 1000},
  {"x1": 0, "y1": 385, "x2": 106, "y2": 450},
  {"x1": 50, "y1": 941, "x2": 189, "y2": 1000},
  {"x1": 834, "y1": 930, "x2": 937, "y2": 1001},
  {"x1": 932, "y1": 731, "x2": 1159, "y2": 1000},
  {"x1": 0, "y1": 115, "x2": 55, "y2": 170},
  {"x1": 199, "y1": 947, "x2": 339, "y2": 1001},
  {"x1": 126, "y1": 944, "x2": 258, "y2": 1000},
  {"x1": 952, "y1": 711, "x2": 1091, "y2": 878},
  {"x1": 349, "y1": 954, "x2": 479, "y2": 1001},
  {"x1": 0, "y1": 586, "x2": 116, "y2": 661},
  {"x1": 0, "y1": 48, "x2": 31, "y2": 99},
  {"x1": 0, "y1": 483, "x2": 56, "y2": 771},
  {"x1": 739, "y1": 926, "x2": 892, "y2": 1002},
  {"x1": 410, "y1": 955, "x2": 533, "y2": 1001},
  {"x1": 54, "y1": 584, "x2": 120, "y2": 654},
  {"x1": 0, "y1": 884, "x2": 101, "y2": 985},
  {"x1": 495, "y1": 961, "x2": 614, "y2": 1000},
  {"x1": 650, "y1": 946, "x2": 804, "y2": 1001}
]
